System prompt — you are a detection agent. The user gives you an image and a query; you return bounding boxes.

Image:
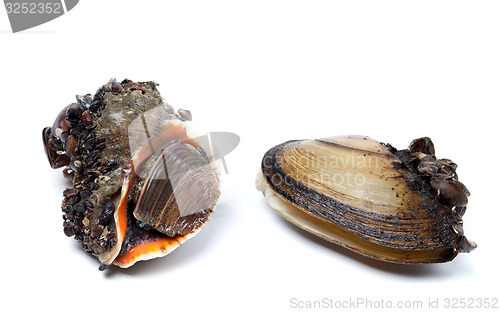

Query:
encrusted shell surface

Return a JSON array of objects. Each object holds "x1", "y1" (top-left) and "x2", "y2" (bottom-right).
[
  {"x1": 43, "y1": 79, "x2": 221, "y2": 269},
  {"x1": 256, "y1": 135, "x2": 475, "y2": 264}
]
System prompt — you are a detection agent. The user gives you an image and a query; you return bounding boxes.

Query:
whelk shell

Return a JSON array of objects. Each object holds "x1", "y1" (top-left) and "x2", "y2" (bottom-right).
[
  {"x1": 43, "y1": 79, "x2": 221, "y2": 269},
  {"x1": 256, "y1": 135, "x2": 475, "y2": 264}
]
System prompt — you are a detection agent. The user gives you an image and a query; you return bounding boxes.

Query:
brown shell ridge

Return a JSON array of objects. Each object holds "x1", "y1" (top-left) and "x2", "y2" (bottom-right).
[
  {"x1": 315, "y1": 139, "x2": 390, "y2": 156},
  {"x1": 259, "y1": 180, "x2": 457, "y2": 263},
  {"x1": 263, "y1": 143, "x2": 408, "y2": 222},
  {"x1": 132, "y1": 141, "x2": 218, "y2": 236},
  {"x1": 261, "y1": 142, "x2": 454, "y2": 250}
]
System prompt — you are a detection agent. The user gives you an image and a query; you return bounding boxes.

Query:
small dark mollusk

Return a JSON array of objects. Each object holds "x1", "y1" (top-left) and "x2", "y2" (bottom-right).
[
  {"x1": 256, "y1": 135, "x2": 475, "y2": 263},
  {"x1": 43, "y1": 79, "x2": 221, "y2": 269}
]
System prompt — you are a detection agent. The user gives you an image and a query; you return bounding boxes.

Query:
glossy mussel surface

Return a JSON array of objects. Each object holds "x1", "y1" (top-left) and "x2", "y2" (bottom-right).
[{"x1": 256, "y1": 135, "x2": 475, "y2": 263}]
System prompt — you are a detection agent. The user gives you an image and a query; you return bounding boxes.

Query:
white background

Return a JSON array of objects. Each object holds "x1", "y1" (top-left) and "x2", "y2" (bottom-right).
[{"x1": 1, "y1": 1, "x2": 499, "y2": 311}]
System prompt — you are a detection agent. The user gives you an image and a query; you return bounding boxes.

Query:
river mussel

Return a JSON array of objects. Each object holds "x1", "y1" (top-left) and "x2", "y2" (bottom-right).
[
  {"x1": 256, "y1": 135, "x2": 475, "y2": 263},
  {"x1": 43, "y1": 79, "x2": 221, "y2": 269}
]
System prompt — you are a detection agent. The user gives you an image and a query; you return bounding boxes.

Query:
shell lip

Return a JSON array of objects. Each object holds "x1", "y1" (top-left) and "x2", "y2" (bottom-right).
[
  {"x1": 108, "y1": 115, "x2": 221, "y2": 268},
  {"x1": 112, "y1": 216, "x2": 211, "y2": 268}
]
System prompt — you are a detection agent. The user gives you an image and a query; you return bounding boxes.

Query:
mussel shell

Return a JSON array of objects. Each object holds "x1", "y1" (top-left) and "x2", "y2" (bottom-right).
[
  {"x1": 257, "y1": 135, "x2": 475, "y2": 263},
  {"x1": 133, "y1": 140, "x2": 221, "y2": 236},
  {"x1": 42, "y1": 126, "x2": 71, "y2": 169}
]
